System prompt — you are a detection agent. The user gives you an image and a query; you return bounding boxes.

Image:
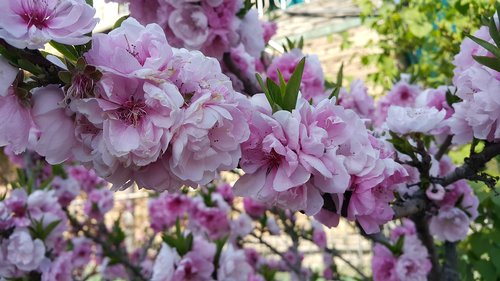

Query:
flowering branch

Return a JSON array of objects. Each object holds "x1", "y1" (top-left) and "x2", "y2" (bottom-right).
[{"x1": 64, "y1": 211, "x2": 148, "y2": 281}]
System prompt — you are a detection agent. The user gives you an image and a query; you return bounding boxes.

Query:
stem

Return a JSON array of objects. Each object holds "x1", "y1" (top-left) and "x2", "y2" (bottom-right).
[
  {"x1": 435, "y1": 136, "x2": 453, "y2": 161},
  {"x1": 248, "y1": 232, "x2": 304, "y2": 276},
  {"x1": 411, "y1": 214, "x2": 440, "y2": 281},
  {"x1": 441, "y1": 242, "x2": 459, "y2": 281}
]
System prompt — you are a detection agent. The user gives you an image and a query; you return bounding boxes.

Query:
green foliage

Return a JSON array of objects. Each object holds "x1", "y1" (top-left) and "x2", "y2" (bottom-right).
[
  {"x1": 257, "y1": 57, "x2": 306, "y2": 112},
  {"x1": 328, "y1": 63, "x2": 344, "y2": 100},
  {"x1": 282, "y1": 36, "x2": 304, "y2": 52},
  {"x1": 28, "y1": 218, "x2": 61, "y2": 241},
  {"x1": 458, "y1": 180, "x2": 500, "y2": 281},
  {"x1": 161, "y1": 219, "x2": 194, "y2": 256},
  {"x1": 356, "y1": 0, "x2": 497, "y2": 90}
]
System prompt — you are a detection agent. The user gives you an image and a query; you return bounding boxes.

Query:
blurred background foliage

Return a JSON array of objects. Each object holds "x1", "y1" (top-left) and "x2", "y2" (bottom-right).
[{"x1": 356, "y1": 0, "x2": 497, "y2": 90}]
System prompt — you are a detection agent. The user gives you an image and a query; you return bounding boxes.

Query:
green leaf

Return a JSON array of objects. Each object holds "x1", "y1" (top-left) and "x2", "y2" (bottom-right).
[
  {"x1": 110, "y1": 220, "x2": 125, "y2": 245},
  {"x1": 49, "y1": 41, "x2": 79, "y2": 62},
  {"x1": 277, "y1": 70, "x2": 287, "y2": 98},
  {"x1": 298, "y1": 36, "x2": 304, "y2": 49},
  {"x1": 488, "y1": 18, "x2": 500, "y2": 48},
  {"x1": 213, "y1": 236, "x2": 228, "y2": 273},
  {"x1": 466, "y1": 34, "x2": 500, "y2": 59},
  {"x1": 85, "y1": 0, "x2": 93, "y2": 6},
  {"x1": 17, "y1": 59, "x2": 43, "y2": 75},
  {"x1": 446, "y1": 88, "x2": 461, "y2": 106},
  {"x1": 282, "y1": 57, "x2": 305, "y2": 111},
  {"x1": 266, "y1": 78, "x2": 282, "y2": 107},
  {"x1": 113, "y1": 15, "x2": 129, "y2": 29},
  {"x1": 472, "y1": 55, "x2": 500, "y2": 72},
  {"x1": 388, "y1": 131, "x2": 417, "y2": 160},
  {"x1": 328, "y1": 63, "x2": 343, "y2": 100}
]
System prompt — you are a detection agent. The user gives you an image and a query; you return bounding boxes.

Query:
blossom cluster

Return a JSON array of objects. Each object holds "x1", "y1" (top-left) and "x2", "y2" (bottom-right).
[
  {"x1": 448, "y1": 24, "x2": 500, "y2": 144},
  {"x1": 233, "y1": 93, "x2": 408, "y2": 234},
  {"x1": 372, "y1": 219, "x2": 432, "y2": 281},
  {"x1": 1, "y1": 17, "x2": 251, "y2": 192}
]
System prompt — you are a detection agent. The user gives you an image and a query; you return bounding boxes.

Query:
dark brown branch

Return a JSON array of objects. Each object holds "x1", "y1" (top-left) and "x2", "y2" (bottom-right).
[
  {"x1": 441, "y1": 242, "x2": 459, "y2": 281},
  {"x1": 222, "y1": 52, "x2": 260, "y2": 95},
  {"x1": 441, "y1": 142, "x2": 500, "y2": 186},
  {"x1": 435, "y1": 136, "x2": 453, "y2": 161},
  {"x1": 411, "y1": 214, "x2": 440, "y2": 281}
]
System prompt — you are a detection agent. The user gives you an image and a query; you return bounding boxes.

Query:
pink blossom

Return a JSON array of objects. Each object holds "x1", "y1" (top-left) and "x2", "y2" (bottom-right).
[
  {"x1": 51, "y1": 177, "x2": 81, "y2": 207},
  {"x1": 415, "y1": 86, "x2": 454, "y2": 119},
  {"x1": 375, "y1": 77, "x2": 421, "y2": 126},
  {"x1": 67, "y1": 165, "x2": 106, "y2": 193},
  {"x1": 217, "y1": 245, "x2": 254, "y2": 281},
  {"x1": 371, "y1": 244, "x2": 398, "y2": 281},
  {"x1": 238, "y1": 10, "x2": 265, "y2": 58},
  {"x1": 235, "y1": 96, "x2": 390, "y2": 219},
  {"x1": 429, "y1": 206, "x2": 470, "y2": 242},
  {"x1": 267, "y1": 49, "x2": 325, "y2": 101},
  {"x1": 42, "y1": 252, "x2": 73, "y2": 281},
  {"x1": 216, "y1": 183, "x2": 234, "y2": 204},
  {"x1": 229, "y1": 43, "x2": 257, "y2": 87},
  {"x1": 231, "y1": 213, "x2": 253, "y2": 239},
  {"x1": 338, "y1": 79, "x2": 375, "y2": 120},
  {"x1": 154, "y1": 237, "x2": 216, "y2": 281},
  {"x1": 426, "y1": 184, "x2": 445, "y2": 201},
  {"x1": 0, "y1": 56, "x2": 18, "y2": 97},
  {"x1": 148, "y1": 193, "x2": 191, "y2": 232},
  {"x1": 386, "y1": 106, "x2": 446, "y2": 135},
  {"x1": 0, "y1": 88, "x2": 32, "y2": 154},
  {"x1": 390, "y1": 219, "x2": 416, "y2": 242},
  {"x1": 71, "y1": 237, "x2": 93, "y2": 268},
  {"x1": 449, "y1": 24, "x2": 500, "y2": 144},
  {"x1": 152, "y1": 243, "x2": 178, "y2": 281},
  {"x1": 189, "y1": 199, "x2": 230, "y2": 239},
  {"x1": 0, "y1": 0, "x2": 98, "y2": 49},
  {"x1": 127, "y1": 0, "x2": 163, "y2": 25},
  {"x1": 84, "y1": 188, "x2": 114, "y2": 219},
  {"x1": 168, "y1": 5, "x2": 209, "y2": 49},
  {"x1": 261, "y1": 21, "x2": 278, "y2": 44},
  {"x1": 4, "y1": 189, "x2": 30, "y2": 227},
  {"x1": 395, "y1": 254, "x2": 432, "y2": 281},
  {"x1": 312, "y1": 223, "x2": 327, "y2": 249},
  {"x1": 166, "y1": 49, "x2": 250, "y2": 186},
  {"x1": 85, "y1": 18, "x2": 173, "y2": 78},
  {"x1": 6, "y1": 230, "x2": 46, "y2": 272},
  {"x1": 0, "y1": 202, "x2": 12, "y2": 230},
  {"x1": 243, "y1": 197, "x2": 267, "y2": 218},
  {"x1": 31, "y1": 85, "x2": 76, "y2": 164},
  {"x1": 266, "y1": 216, "x2": 281, "y2": 235}
]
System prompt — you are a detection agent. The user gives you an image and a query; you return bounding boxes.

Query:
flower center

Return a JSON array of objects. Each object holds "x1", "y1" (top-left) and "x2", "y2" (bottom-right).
[
  {"x1": 116, "y1": 97, "x2": 147, "y2": 126},
  {"x1": 20, "y1": 0, "x2": 54, "y2": 29}
]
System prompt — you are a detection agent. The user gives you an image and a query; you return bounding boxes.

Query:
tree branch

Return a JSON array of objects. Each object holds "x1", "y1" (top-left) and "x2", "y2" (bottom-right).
[
  {"x1": 441, "y1": 242, "x2": 459, "y2": 281},
  {"x1": 440, "y1": 142, "x2": 500, "y2": 187},
  {"x1": 411, "y1": 213, "x2": 440, "y2": 281}
]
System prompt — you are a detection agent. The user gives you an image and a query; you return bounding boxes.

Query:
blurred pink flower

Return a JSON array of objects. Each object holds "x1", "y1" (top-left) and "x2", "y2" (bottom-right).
[
  {"x1": 429, "y1": 206, "x2": 470, "y2": 242},
  {"x1": 6, "y1": 230, "x2": 46, "y2": 272}
]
